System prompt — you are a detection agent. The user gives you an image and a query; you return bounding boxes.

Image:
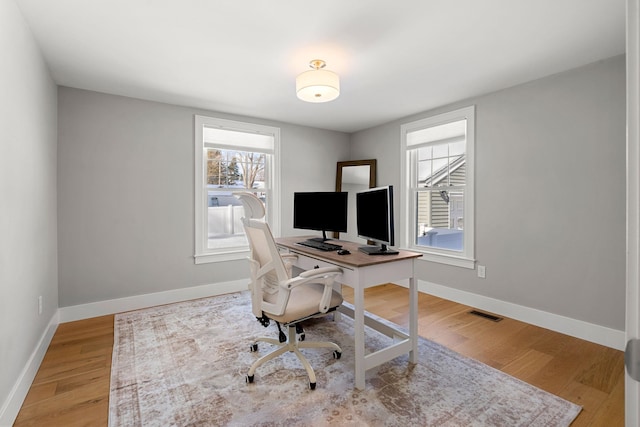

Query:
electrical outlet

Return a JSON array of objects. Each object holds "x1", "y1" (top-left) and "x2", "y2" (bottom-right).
[
  {"x1": 38, "y1": 296, "x2": 43, "y2": 315},
  {"x1": 477, "y1": 265, "x2": 486, "y2": 279}
]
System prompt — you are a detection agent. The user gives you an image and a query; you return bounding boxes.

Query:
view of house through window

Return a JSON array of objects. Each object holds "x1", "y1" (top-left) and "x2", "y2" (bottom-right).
[
  {"x1": 416, "y1": 137, "x2": 466, "y2": 251},
  {"x1": 194, "y1": 115, "x2": 279, "y2": 264},
  {"x1": 401, "y1": 105, "x2": 475, "y2": 268}
]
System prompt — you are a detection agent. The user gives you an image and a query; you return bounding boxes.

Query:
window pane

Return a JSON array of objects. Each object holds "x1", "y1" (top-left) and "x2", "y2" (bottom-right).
[
  {"x1": 415, "y1": 189, "x2": 464, "y2": 252},
  {"x1": 207, "y1": 190, "x2": 267, "y2": 249},
  {"x1": 432, "y1": 143, "x2": 449, "y2": 159},
  {"x1": 417, "y1": 145, "x2": 432, "y2": 161},
  {"x1": 431, "y1": 158, "x2": 449, "y2": 177},
  {"x1": 450, "y1": 140, "x2": 465, "y2": 156},
  {"x1": 450, "y1": 160, "x2": 466, "y2": 186},
  {"x1": 418, "y1": 159, "x2": 432, "y2": 185},
  {"x1": 415, "y1": 141, "x2": 467, "y2": 188}
]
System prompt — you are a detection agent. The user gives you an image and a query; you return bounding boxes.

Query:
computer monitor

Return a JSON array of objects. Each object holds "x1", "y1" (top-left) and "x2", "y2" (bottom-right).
[
  {"x1": 293, "y1": 192, "x2": 348, "y2": 242},
  {"x1": 356, "y1": 185, "x2": 398, "y2": 255}
]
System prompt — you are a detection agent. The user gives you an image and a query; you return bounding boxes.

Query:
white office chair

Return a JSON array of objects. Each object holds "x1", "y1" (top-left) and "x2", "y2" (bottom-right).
[{"x1": 236, "y1": 193, "x2": 344, "y2": 390}]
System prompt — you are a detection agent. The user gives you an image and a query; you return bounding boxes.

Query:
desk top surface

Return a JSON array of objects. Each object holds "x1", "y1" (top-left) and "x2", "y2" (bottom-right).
[{"x1": 276, "y1": 236, "x2": 422, "y2": 268}]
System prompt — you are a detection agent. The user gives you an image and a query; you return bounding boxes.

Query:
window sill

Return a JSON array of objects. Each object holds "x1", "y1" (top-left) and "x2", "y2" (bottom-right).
[
  {"x1": 194, "y1": 249, "x2": 250, "y2": 264},
  {"x1": 403, "y1": 248, "x2": 475, "y2": 269}
]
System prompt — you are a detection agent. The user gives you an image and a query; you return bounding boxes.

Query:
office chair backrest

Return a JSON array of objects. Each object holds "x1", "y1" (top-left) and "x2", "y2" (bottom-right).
[
  {"x1": 238, "y1": 192, "x2": 265, "y2": 220},
  {"x1": 236, "y1": 193, "x2": 291, "y2": 317}
]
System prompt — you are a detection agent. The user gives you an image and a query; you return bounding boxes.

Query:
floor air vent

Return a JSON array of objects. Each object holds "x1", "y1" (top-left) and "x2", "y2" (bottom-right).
[{"x1": 469, "y1": 310, "x2": 503, "y2": 322}]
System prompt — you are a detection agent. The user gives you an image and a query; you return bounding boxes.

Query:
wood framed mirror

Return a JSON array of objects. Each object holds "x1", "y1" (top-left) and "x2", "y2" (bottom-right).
[{"x1": 334, "y1": 159, "x2": 377, "y2": 240}]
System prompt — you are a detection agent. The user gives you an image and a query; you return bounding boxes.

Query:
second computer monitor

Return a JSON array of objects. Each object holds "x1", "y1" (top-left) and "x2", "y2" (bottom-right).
[{"x1": 356, "y1": 185, "x2": 398, "y2": 255}]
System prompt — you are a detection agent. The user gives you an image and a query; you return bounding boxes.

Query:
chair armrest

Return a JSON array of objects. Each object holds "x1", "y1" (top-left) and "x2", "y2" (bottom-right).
[
  {"x1": 283, "y1": 267, "x2": 342, "y2": 289},
  {"x1": 282, "y1": 266, "x2": 343, "y2": 313},
  {"x1": 297, "y1": 266, "x2": 342, "y2": 278}
]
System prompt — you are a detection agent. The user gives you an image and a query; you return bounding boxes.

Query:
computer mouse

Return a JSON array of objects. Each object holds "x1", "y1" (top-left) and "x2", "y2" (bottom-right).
[{"x1": 337, "y1": 249, "x2": 350, "y2": 255}]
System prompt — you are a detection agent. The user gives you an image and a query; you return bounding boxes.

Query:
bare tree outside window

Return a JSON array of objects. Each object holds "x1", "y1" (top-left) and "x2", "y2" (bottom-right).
[
  {"x1": 208, "y1": 149, "x2": 265, "y2": 189},
  {"x1": 237, "y1": 152, "x2": 265, "y2": 189}
]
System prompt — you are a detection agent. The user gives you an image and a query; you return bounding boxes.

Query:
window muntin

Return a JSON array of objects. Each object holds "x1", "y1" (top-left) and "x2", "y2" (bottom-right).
[
  {"x1": 195, "y1": 116, "x2": 280, "y2": 264},
  {"x1": 401, "y1": 106, "x2": 475, "y2": 268}
]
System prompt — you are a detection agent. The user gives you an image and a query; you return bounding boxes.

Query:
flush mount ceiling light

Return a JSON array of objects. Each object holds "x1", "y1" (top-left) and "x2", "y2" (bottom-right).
[{"x1": 296, "y1": 59, "x2": 340, "y2": 103}]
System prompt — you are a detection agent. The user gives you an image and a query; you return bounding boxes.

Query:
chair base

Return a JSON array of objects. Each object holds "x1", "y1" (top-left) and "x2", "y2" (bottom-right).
[{"x1": 246, "y1": 323, "x2": 341, "y2": 389}]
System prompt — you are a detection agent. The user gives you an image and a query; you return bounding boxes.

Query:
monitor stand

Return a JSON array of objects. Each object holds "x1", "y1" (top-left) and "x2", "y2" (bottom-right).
[
  {"x1": 307, "y1": 230, "x2": 331, "y2": 243},
  {"x1": 358, "y1": 244, "x2": 399, "y2": 255}
]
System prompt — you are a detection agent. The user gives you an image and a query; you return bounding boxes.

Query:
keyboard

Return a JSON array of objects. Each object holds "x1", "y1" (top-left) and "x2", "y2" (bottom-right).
[{"x1": 297, "y1": 240, "x2": 343, "y2": 251}]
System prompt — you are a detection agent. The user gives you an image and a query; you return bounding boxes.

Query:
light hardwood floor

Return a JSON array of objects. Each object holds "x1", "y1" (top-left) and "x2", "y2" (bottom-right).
[{"x1": 14, "y1": 284, "x2": 624, "y2": 426}]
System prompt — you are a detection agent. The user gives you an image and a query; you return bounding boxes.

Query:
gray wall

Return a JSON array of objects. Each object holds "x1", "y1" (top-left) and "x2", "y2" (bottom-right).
[
  {"x1": 57, "y1": 87, "x2": 350, "y2": 307},
  {"x1": 0, "y1": 0, "x2": 58, "y2": 411},
  {"x1": 351, "y1": 55, "x2": 626, "y2": 331}
]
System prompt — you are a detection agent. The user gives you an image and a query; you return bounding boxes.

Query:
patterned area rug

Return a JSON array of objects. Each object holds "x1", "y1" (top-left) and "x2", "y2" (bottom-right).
[{"x1": 109, "y1": 291, "x2": 581, "y2": 426}]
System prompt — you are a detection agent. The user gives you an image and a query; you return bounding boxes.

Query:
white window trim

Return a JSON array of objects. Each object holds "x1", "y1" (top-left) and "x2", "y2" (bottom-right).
[
  {"x1": 194, "y1": 115, "x2": 281, "y2": 264},
  {"x1": 400, "y1": 106, "x2": 475, "y2": 269}
]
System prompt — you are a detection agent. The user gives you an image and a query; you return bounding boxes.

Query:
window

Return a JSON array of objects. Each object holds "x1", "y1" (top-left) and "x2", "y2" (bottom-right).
[
  {"x1": 401, "y1": 106, "x2": 475, "y2": 268},
  {"x1": 194, "y1": 116, "x2": 280, "y2": 264}
]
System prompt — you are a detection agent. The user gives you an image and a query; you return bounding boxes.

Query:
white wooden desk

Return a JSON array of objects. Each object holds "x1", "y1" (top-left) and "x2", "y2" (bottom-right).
[{"x1": 276, "y1": 236, "x2": 422, "y2": 390}]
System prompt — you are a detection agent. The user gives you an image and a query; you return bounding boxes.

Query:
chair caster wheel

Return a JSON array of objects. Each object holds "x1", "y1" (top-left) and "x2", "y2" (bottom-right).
[
  {"x1": 309, "y1": 382, "x2": 316, "y2": 390},
  {"x1": 250, "y1": 343, "x2": 258, "y2": 352},
  {"x1": 333, "y1": 350, "x2": 342, "y2": 359},
  {"x1": 246, "y1": 375, "x2": 254, "y2": 384}
]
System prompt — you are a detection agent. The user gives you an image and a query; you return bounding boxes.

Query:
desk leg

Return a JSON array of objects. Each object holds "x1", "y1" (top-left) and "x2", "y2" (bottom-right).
[
  {"x1": 334, "y1": 282, "x2": 343, "y2": 322},
  {"x1": 354, "y1": 285, "x2": 366, "y2": 390},
  {"x1": 409, "y1": 276, "x2": 418, "y2": 363}
]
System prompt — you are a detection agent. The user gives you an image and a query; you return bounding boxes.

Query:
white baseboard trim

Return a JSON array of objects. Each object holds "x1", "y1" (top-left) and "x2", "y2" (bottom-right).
[
  {"x1": 418, "y1": 280, "x2": 626, "y2": 351},
  {"x1": 58, "y1": 280, "x2": 248, "y2": 323},
  {"x1": 0, "y1": 312, "x2": 59, "y2": 427}
]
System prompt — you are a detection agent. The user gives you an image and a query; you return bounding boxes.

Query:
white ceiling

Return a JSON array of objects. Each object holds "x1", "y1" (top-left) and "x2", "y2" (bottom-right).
[{"x1": 15, "y1": 0, "x2": 626, "y2": 133}]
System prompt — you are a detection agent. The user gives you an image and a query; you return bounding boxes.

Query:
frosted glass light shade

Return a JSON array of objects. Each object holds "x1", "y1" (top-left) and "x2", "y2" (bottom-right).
[{"x1": 296, "y1": 68, "x2": 340, "y2": 103}]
